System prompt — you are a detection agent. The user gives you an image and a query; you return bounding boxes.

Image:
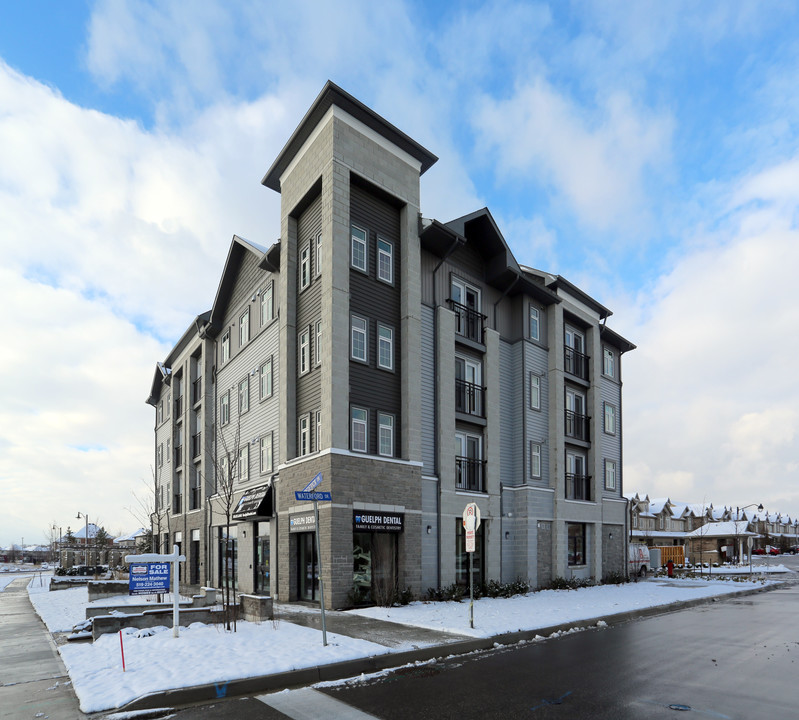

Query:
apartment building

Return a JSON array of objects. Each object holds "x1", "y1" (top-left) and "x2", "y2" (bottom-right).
[{"x1": 147, "y1": 82, "x2": 635, "y2": 606}]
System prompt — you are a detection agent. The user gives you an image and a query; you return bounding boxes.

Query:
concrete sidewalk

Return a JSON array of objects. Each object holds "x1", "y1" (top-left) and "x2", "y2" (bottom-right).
[{"x1": 0, "y1": 576, "x2": 85, "y2": 719}]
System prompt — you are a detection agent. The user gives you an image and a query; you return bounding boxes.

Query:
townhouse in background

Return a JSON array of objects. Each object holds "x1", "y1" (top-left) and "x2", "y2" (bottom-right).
[{"x1": 146, "y1": 82, "x2": 635, "y2": 608}]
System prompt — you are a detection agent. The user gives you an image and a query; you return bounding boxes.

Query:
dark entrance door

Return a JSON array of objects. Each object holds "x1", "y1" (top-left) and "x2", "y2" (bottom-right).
[
  {"x1": 255, "y1": 522, "x2": 270, "y2": 594},
  {"x1": 297, "y1": 532, "x2": 318, "y2": 601},
  {"x1": 190, "y1": 539, "x2": 200, "y2": 585},
  {"x1": 352, "y1": 532, "x2": 398, "y2": 605}
]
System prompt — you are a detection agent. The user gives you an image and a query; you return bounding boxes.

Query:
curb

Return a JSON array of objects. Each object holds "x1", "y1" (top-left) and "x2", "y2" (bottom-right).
[{"x1": 106, "y1": 581, "x2": 788, "y2": 715}]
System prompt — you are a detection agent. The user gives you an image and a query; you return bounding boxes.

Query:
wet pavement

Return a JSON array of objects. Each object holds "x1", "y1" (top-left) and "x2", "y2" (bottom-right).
[{"x1": 0, "y1": 576, "x2": 85, "y2": 719}]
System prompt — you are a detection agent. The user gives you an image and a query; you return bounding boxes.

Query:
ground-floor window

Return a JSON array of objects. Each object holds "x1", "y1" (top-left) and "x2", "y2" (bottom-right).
[
  {"x1": 352, "y1": 532, "x2": 398, "y2": 605},
  {"x1": 255, "y1": 521, "x2": 270, "y2": 595},
  {"x1": 297, "y1": 532, "x2": 318, "y2": 601},
  {"x1": 567, "y1": 523, "x2": 586, "y2": 566},
  {"x1": 217, "y1": 525, "x2": 238, "y2": 590},
  {"x1": 455, "y1": 519, "x2": 485, "y2": 588}
]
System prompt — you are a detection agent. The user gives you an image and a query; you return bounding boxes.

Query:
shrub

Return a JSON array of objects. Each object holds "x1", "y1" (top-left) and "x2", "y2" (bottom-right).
[
  {"x1": 601, "y1": 571, "x2": 628, "y2": 585},
  {"x1": 547, "y1": 576, "x2": 594, "y2": 590}
]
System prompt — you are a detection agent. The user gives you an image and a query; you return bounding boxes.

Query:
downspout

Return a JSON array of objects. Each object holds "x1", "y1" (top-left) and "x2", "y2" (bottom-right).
[{"x1": 431, "y1": 232, "x2": 462, "y2": 590}]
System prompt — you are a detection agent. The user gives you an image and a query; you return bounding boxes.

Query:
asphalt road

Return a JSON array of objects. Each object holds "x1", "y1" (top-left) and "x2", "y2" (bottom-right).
[{"x1": 163, "y1": 562, "x2": 799, "y2": 720}]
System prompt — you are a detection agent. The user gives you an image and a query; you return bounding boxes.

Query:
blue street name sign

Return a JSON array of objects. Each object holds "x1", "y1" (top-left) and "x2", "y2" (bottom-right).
[
  {"x1": 129, "y1": 562, "x2": 170, "y2": 596},
  {"x1": 302, "y1": 472, "x2": 323, "y2": 493},
  {"x1": 294, "y1": 491, "x2": 332, "y2": 502}
]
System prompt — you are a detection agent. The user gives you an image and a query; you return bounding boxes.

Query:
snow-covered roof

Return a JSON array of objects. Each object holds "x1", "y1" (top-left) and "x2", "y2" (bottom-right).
[
  {"x1": 685, "y1": 520, "x2": 758, "y2": 538},
  {"x1": 631, "y1": 530, "x2": 687, "y2": 538},
  {"x1": 113, "y1": 529, "x2": 147, "y2": 544}
]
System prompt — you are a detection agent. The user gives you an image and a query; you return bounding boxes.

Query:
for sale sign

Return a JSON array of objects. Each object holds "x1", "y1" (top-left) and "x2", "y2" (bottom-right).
[{"x1": 129, "y1": 562, "x2": 171, "y2": 595}]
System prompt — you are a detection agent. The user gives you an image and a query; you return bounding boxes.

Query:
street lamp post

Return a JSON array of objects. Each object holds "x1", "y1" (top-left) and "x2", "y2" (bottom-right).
[
  {"x1": 76, "y1": 512, "x2": 89, "y2": 566},
  {"x1": 736, "y1": 503, "x2": 764, "y2": 573}
]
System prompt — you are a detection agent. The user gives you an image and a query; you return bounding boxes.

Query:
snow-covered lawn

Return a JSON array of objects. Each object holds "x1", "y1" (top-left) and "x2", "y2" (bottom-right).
[{"x1": 26, "y1": 574, "x2": 782, "y2": 714}]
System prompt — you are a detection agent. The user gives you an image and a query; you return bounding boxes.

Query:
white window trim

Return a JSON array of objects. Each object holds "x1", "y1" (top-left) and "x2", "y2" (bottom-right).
[
  {"x1": 315, "y1": 410, "x2": 322, "y2": 453},
  {"x1": 239, "y1": 308, "x2": 250, "y2": 347},
  {"x1": 261, "y1": 281, "x2": 274, "y2": 325},
  {"x1": 260, "y1": 357, "x2": 273, "y2": 400},
  {"x1": 260, "y1": 433, "x2": 273, "y2": 474},
  {"x1": 238, "y1": 444, "x2": 249, "y2": 483},
  {"x1": 298, "y1": 414, "x2": 310, "y2": 457},
  {"x1": 377, "y1": 236, "x2": 393, "y2": 284},
  {"x1": 220, "y1": 391, "x2": 230, "y2": 426},
  {"x1": 605, "y1": 459, "x2": 617, "y2": 490},
  {"x1": 299, "y1": 244, "x2": 311, "y2": 291},
  {"x1": 221, "y1": 331, "x2": 230, "y2": 363},
  {"x1": 351, "y1": 315, "x2": 368, "y2": 363},
  {"x1": 529, "y1": 372, "x2": 541, "y2": 410},
  {"x1": 351, "y1": 407, "x2": 368, "y2": 453},
  {"x1": 377, "y1": 324, "x2": 394, "y2": 370},
  {"x1": 529, "y1": 305, "x2": 540, "y2": 341},
  {"x1": 603, "y1": 347, "x2": 615, "y2": 377},
  {"x1": 378, "y1": 412, "x2": 394, "y2": 457},
  {"x1": 239, "y1": 376, "x2": 249, "y2": 414},
  {"x1": 315, "y1": 320, "x2": 322, "y2": 367},
  {"x1": 351, "y1": 225, "x2": 367, "y2": 272},
  {"x1": 530, "y1": 442, "x2": 542, "y2": 478},
  {"x1": 298, "y1": 327, "x2": 310, "y2": 376},
  {"x1": 604, "y1": 403, "x2": 616, "y2": 435},
  {"x1": 315, "y1": 232, "x2": 322, "y2": 278}
]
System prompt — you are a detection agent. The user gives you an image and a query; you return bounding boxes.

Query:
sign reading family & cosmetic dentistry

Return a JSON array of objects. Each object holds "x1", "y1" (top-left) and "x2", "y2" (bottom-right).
[
  {"x1": 353, "y1": 511, "x2": 405, "y2": 532},
  {"x1": 128, "y1": 562, "x2": 171, "y2": 596}
]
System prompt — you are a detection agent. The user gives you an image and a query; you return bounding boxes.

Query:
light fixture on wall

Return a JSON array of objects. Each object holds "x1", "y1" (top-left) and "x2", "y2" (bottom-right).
[
  {"x1": 608, "y1": 532, "x2": 613, "y2": 540},
  {"x1": 505, "y1": 531, "x2": 510, "y2": 540},
  {"x1": 426, "y1": 525, "x2": 432, "y2": 535},
  {"x1": 251, "y1": 294, "x2": 256, "y2": 302}
]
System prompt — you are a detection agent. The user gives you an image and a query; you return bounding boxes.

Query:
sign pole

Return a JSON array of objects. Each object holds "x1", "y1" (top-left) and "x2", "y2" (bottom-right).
[
  {"x1": 469, "y1": 550, "x2": 474, "y2": 629},
  {"x1": 313, "y1": 499, "x2": 327, "y2": 646}
]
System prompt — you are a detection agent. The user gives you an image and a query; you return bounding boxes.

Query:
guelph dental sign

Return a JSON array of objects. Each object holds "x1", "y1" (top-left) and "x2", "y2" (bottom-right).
[{"x1": 353, "y1": 511, "x2": 404, "y2": 532}]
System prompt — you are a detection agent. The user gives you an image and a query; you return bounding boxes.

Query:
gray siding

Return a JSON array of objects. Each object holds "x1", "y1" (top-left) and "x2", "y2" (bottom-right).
[
  {"x1": 599, "y1": 371, "x2": 622, "y2": 499},
  {"x1": 349, "y1": 181, "x2": 402, "y2": 456},
  {"x1": 499, "y1": 339, "x2": 522, "y2": 484},
  {"x1": 421, "y1": 304, "x2": 436, "y2": 473},
  {"x1": 525, "y1": 339, "x2": 550, "y2": 488}
]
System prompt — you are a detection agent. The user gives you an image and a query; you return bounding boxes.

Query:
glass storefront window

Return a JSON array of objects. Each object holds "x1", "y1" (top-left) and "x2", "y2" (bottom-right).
[
  {"x1": 255, "y1": 521, "x2": 270, "y2": 595},
  {"x1": 352, "y1": 532, "x2": 397, "y2": 605},
  {"x1": 218, "y1": 525, "x2": 238, "y2": 590},
  {"x1": 297, "y1": 532, "x2": 318, "y2": 601}
]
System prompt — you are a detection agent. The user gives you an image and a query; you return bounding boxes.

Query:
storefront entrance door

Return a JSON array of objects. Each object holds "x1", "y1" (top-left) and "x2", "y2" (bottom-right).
[
  {"x1": 352, "y1": 532, "x2": 398, "y2": 605},
  {"x1": 297, "y1": 532, "x2": 318, "y2": 601}
]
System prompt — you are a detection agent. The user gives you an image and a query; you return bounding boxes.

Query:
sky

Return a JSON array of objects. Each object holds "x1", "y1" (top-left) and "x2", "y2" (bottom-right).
[{"x1": 1, "y1": 0, "x2": 798, "y2": 547}]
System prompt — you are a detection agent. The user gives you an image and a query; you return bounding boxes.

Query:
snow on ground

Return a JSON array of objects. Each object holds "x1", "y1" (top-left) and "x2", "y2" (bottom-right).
[
  {"x1": 348, "y1": 576, "x2": 776, "y2": 637},
  {"x1": 25, "y1": 573, "x2": 783, "y2": 713}
]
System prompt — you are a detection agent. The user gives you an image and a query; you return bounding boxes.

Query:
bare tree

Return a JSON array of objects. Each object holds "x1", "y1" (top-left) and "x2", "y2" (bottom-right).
[{"x1": 204, "y1": 416, "x2": 242, "y2": 631}]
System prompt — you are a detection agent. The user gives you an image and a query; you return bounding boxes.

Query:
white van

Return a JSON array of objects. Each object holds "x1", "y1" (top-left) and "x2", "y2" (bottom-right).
[{"x1": 629, "y1": 543, "x2": 650, "y2": 577}]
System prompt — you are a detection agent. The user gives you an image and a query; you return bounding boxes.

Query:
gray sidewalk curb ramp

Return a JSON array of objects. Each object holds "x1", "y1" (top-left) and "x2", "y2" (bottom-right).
[{"x1": 110, "y1": 581, "x2": 785, "y2": 715}]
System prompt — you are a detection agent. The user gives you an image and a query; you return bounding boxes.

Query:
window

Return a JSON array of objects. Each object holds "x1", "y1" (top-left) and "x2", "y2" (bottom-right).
[
  {"x1": 567, "y1": 523, "x2": 586, "y2": 566},
  {"x1": 351, "y1": 315, "x2": 367, "y2": 362},
  {"x1": 316, "y1": 410, "x2": 322, "y2": 453},
  {"x1": 298, "y1": 415, "x2": 310, "y2": 456},
  {"x1": 450, "y1": 277, "x2": 483, "y2": 342},
  {"x1": 157, "y1": 444, "x2": 163, "y2": 467},
  {"x1": 298, "y1": 327, "x2": 310, "y2": 375},
  {"x1": 315, "y1": 232, "x2": 322, "y2": 278},
  {"x1": 378, "y1": 412, "x2": 394, "y2": 457},
  {"x1": 238, "y1": 445, "x2": 249, "y2": 483},
  {"x1": 239, "y1": 308, "x2": 250, "y2": 346},
  {"x1": 167, "y1": 439, "x2": 171, "y2": 463},
  {"x1": 377, "y1": 237, "x2": 393, "y2": 283},
  {"x1": 157, "y1": 400, "x2": 164, "y2": 424},
  {"x1": 455, "y1": 355, "x2": 483, "y2": 416},
  {"x1": 221, "y1": 331, "x2": 230, "y2": 363},
  {"x1": 315, "y1": 320, "x2": 322, "y2": 367},
  {"x1": 529, "y1": 305, "x2": 540, "y2": 341},
  {"x1": 604, "y1": 403, "x2": 616, "y2": 435},
  {"x1": 238, "y1": 376, "x2": 249, "y2": 414},
  {"x1": 566, "y1": 451, "x2": 589, "y2": 501},
  {"x1": 603, "y1": 347, "x2": 615, "y2": 377},
  {"x1": 530, "y1": 373, "x2": 541, "y2": 410},
  {"x1": 220, "y1": 392, "x2": 230, "y2": 425},
  {"x1": 565, "y1": 388, "x2": 588, "y2": 441},
  {"x1": 564, "y1": 326, "x2": 587, "y2": 379},
  {"x1": 351, "y1": 407, "x2": 367, "y2": 453},
  {"x1": 456, "y1": 432, "x2": 484, "y2": 492},
  {"x1": 351, "y1": 225, "x2": 367, "y2": 272},
  {"x1": 604, "y1": 459, "x2": 617, "y2": 490},
  {"x1": 260, "y1": 358, "x2": 273, "y2": 400},
  {"x1": 377, "y1": 324, "x2": 393, "y2": 370},
  {"x1": 260, "y1": 282, "x2": 273, "y2": 325},
  {"x1": 260, "y1": 433, "x2": 273, "y2": 474},
  {"x1": 529, "y1": 442, "x2": 541, "y2": 478},
  {"x1": 299, "y1": 244, "x2": 310, "y2": 291}
]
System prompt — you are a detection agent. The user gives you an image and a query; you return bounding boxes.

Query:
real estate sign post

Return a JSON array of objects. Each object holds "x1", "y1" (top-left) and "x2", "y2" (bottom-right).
[{"x1": 126, "y1": 545, "x2": 186, "y2": 638}]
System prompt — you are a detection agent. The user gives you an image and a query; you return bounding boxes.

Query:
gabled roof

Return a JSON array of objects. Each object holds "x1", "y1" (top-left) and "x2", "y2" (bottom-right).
[
  {"x1": 206, "y1": 235, "x2": 280, "y2": 337},
  {"x1": 113, "y1": 528, "x2": 147, "y2": 544},
  {"x1": 262, "y1": 80, "x2": 438, "y2": 192},
  {"x1": 685, "y1": 520, "x2": 758, "y2": 538},
  {"x1": 522, "y1": 267, "x2": 612, "y2": 320}
]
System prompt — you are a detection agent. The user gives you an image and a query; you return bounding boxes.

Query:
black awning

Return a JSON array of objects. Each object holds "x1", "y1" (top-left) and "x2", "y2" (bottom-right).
[{"x1": 232, "y1": 481, "x2": 274, "y2": 521}]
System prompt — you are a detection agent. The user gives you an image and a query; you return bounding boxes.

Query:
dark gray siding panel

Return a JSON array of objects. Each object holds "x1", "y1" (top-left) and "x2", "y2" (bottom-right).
[
  {"x1": 500, "y1": 339, "x2": 522, "y2": 484},
  {"x1": 296, "y1": 192, "x2": 323, "y2": 452},
  {"x1": 349, "y1": 181, "x2": 402, "y2": 456},
  {"x1": 421, "y1": 304, "x2": 436, "y2": 473},
  {"x1": 525, "y1": 340, "x2": 549, "y2": 488},
  {"x1": 599, "y1": 374, "x2": 622, "y2": 498}
]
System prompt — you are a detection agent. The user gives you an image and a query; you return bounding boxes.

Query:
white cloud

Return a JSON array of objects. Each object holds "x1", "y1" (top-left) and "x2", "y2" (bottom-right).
[{"x1": 472, "y1": 78, "x2": 672, "y2": 231}]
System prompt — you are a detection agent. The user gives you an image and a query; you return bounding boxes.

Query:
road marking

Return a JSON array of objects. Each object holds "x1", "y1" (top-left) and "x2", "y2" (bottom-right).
[{"x1": 257, "y1": 687, "x2": 380, "y2": 719}]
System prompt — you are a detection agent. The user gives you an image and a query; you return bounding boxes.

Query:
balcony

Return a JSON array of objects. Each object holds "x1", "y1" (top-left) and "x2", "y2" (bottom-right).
[
  {"x1": 192, "y1": 432, "x2": 202, "y2": 460},
  {"x1": 456, "y1": 456, "x2": 486, "y2": 492},
  {"x1": 448, "y1": 300, "x2": 486, "y2": 345},
  {"x1": 192, "y1": 377, "x2": 202, "y2": 405},
  {"x1": 566, "y1": 473, "x2": 591, "y2": 501},
  {"x1": 174, "y1": 395, "x2": 184, "y2": 420},
  {"x1": 174, "y1": 444, "x2": 183, "y2": 467},
  {"x1": 172, "y1": 493, "x2": 182, "y2": 515},
  {"x1": 565, "y1": 410, "x2": 590, "y2": 442},
  {"x1": 455, "y1": 379, "x2": 485, "y2": 418},
  {"x1": 564, "y1": 346, "x2": 589, "y2": 380}
]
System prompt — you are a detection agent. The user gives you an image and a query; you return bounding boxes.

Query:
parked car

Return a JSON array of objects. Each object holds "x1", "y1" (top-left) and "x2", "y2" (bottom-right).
[{"x1": 753, "y1": 548, "x2": 766, "y2": 555}]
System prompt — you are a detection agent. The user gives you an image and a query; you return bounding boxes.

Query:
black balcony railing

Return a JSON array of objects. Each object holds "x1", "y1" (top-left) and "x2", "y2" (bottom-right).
[
  {"x1": 448, "y1": 300, "x2": 487, "y2": 344},
  {"x1": 566, "y1": 473, "x2": 591, "y2": 501},
  {"x1": 192, "y1": 432, "x2": 202, "y2": 459},
  {"x1": 173, "y1": 493, "x2": 182, "y2": 515},
  {"x1": 189, "y1": 486, "x2": 201, "y2": 511},
  {"x1": 174, "y1": 395, "x2": 184, "y2": 419},
  {"x1": 192, "y1": 377, "x2": 202, "y2": 405},
  {"x1": 456, "y1": 456, "x2": 486, "y2": 492},
  {"x1": 564, "y1": 346, "x2": 589, "y2": 380},
  {"x1": 174, "y1": 445, "x2": 183, "y2": 466},
  {"x1": 565, "y1": 410, "x2": 590, "y2": 441},
  {"x1": 455, "y1": 379, "x2": 485, "y2": 417}
]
